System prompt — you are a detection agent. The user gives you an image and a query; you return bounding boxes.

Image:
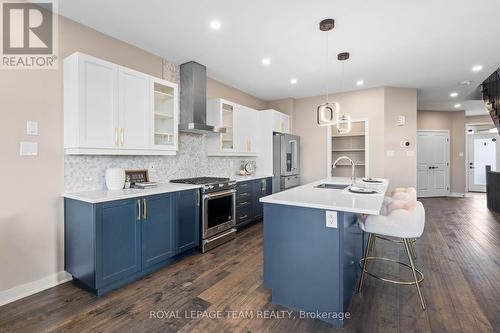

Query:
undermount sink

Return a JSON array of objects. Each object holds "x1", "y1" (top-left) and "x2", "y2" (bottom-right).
[{"x1": 315, "y1": 183, "x2": 350, "y2": 190}]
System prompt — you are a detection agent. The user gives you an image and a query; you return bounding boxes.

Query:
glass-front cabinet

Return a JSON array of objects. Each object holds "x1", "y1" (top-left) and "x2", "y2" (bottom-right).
[
  {"x1": 151, "y1": 78, "x2": 178, "y2": 151},
  {"x1": 221, "y1": 103, "x2": 234, "y2": 150}
]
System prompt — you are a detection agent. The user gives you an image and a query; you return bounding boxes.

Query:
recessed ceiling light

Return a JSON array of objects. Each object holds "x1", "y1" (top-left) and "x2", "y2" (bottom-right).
[
  {"x1": 261, "y1": 58, "x2": 271, "y2": 65},
  {"x1": 450, "y1": 92, "x2": 458, "y2": 98},
  {"x1": 472, "y1": 65, "x2": 483, "y2": 72},
  {"x1": 210, "y1": 20, "x2": 221, "y2": 30},
  {"x1": 454, "y1": 103, "x2": 462, "y2": 108},
  {"x1": 356, "y1": 80, "x2": 364, "y2": 86},
  {"x1": 290, "y1": 78, "x2": 298, "y2": 85}
]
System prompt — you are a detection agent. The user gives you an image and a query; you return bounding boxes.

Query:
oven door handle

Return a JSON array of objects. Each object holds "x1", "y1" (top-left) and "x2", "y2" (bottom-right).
[{"x1": 203, "y1": 189, "x2": 236, "y2": 199}]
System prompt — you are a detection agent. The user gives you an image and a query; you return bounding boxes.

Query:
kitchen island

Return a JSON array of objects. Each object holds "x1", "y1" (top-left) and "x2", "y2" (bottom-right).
[{"x1": 260, "y1": 177, "x2": 388, "y2": 328}]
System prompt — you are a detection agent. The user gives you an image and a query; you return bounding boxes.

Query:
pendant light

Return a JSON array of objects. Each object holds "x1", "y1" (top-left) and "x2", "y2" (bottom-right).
[{"x1": 316, "y1": 19, "x2": 352, "y2": 134}]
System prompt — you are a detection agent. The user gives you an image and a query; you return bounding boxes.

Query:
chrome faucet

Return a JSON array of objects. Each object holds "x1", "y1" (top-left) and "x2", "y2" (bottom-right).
[{"x1": 333, "y1": 155, "x2": 356, "y2": 186}]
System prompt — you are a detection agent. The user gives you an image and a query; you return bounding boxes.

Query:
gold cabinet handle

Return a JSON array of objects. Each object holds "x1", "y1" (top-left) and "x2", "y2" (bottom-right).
[
  {"x1": 196, "y1": 191, "x2": 200, "y2": 206},
  {"x1": 120, "y1": 128, "x2": 124, "y2": 146},
  {"x1": 114, "y1": 128, "x2": 119, "y2": 147},
  {"x1": 136, "y1": 199, "x2": 141, "y2": 220},
  {"x1": 142, "y1": 198, "x2": 147, "y2": 220}
]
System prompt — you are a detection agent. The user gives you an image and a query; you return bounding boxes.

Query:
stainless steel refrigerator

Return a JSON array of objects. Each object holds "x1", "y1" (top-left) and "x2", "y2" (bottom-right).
[{"x1": 272, "y1": 133, "x2": 300, "y2": 192}]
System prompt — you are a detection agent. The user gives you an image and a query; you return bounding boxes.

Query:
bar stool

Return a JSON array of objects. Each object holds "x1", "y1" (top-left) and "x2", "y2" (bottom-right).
[
  {"x1": 357, "y1": 200, "x2": 426, "y2": 310},
  {"x1": 379, "y1": 187, "x2": 419, "y2": 260}
]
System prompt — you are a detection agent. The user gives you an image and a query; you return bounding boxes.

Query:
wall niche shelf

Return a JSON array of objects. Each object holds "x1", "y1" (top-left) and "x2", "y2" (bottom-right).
[
  {"x1": 332, "y1": 148, "x2": 365, "y2": 152},
  {"x1": 331, "y1": 121, "x2": 367, "y2": 178},
  {"x1": 333, "y1": 163, "x2": 366, "y2": 167},
  {"x1": 332, "y1": 131, "x2": 365, "y2": 137}
]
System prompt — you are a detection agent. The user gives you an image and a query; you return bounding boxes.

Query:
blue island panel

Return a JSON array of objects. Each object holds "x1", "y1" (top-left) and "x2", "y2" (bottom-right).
[{"x1": 263, "y1": 203, "x2": 361, "y2": 328}]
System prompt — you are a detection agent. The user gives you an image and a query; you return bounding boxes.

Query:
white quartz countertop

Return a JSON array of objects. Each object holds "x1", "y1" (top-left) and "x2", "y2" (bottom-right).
[
  {"x1": 231, "y1": 174, "x2": 273, "y2": 182},
  {"x1": 260, "y1": 177, "x2": 389, "y2": 215},
  {"x1": 63, "y1": 183, "x2": 201, "y2": 204}
]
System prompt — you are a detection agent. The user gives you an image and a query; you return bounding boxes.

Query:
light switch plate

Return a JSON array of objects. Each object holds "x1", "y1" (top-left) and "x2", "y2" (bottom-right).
[
  {"x1": 20, "y1": 142, "x2": 38, "y2": 156},
  {"x1": 397, "y1": 115, "x2": 406, "y2": 126},
  {"x1": 326, "y1": 211, "x2": 337, "y2": 228},
  {"x1": 26, "y1": 121, "x2": 38, "y2": 136}
]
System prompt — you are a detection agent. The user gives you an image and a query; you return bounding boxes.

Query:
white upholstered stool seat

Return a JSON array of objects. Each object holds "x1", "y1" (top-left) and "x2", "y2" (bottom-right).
[
  {"x1": 357, "y1": 187, "x2": 426, "y2": 310},
  {"x1": 391, "y1": 187, "x2": 417, "y2": 202},
  {"x1": 359, "y1": 201, "x2": 425, "y2": 238}
]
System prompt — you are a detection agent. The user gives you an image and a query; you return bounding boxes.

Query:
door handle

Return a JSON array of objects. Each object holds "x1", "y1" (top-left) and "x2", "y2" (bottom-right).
[
  {"x1": 120, "y1": 128, "x2": 125, "y2": 146},
  {"x1": 142, "y1": 198, "x2": 147, "y2": 220},
  {"x1": 114, "y1": 128, "x2": 119, "y2": 147},
  {"x1": 136, "y1": 199, "x2": 141, "y2": 220}
]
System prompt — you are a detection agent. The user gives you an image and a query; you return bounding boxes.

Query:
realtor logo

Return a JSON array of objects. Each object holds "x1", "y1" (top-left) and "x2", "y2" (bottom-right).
[{"x1": 1, "y1": 0, "x2": 58, "y2": 69}]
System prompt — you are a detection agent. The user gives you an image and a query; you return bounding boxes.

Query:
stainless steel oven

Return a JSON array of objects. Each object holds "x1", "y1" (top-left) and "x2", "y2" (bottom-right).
[{"x1": 202, "y1": 189, "x2": 236, "y2": 239}]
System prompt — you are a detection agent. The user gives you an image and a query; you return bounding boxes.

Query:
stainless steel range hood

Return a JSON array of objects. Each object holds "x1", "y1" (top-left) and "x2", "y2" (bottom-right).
[{"x1": 178, "y1": 61, "x2": 225, "y2": 134}]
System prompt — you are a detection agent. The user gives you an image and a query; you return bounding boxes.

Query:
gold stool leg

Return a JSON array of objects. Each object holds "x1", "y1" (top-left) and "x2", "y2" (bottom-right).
[
  {"x1": 409, "y1": 239, "x2": 417, "y2": 260},
  {"x1": 357, "y1": 233, "x2": 374, "y2": 293},
  {"x1": 404, "y1": 238, "x2": 426, "y2": 310},
  {"x1": 369, "y1": 233, "x2": 376, "y2": 254}
]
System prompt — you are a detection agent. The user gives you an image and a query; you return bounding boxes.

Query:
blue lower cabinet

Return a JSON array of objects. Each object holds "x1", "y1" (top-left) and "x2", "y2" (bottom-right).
[
  {"x1": 95, "y1": 199, "x2": 141, "y2": 288},
  {"x1": 236, "y1": 177, "x2": 272, "y2": 228},
  {"x1": 176, "y1": 189, "x2": 200, "y2": 253},
  {"x1": 64, "y1": 189, "x2": 200, "y2": 296},
  {"x1": 141, "y1": 194, "x2": 175, "y2": 269}
]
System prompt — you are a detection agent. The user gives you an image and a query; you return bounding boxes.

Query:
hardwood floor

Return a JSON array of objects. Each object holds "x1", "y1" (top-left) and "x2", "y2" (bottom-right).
[{"x1": 1, "y1": 194, "x2": 499, "y2": 333}]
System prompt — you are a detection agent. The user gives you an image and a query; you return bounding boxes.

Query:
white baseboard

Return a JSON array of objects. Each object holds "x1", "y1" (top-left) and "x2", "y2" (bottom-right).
[
  {"x1": 448, "y1": 192, "x2": 466, "y2": 197},
  {"x1": 0, "y1": 271, "x2": 73, "y2": 307}
]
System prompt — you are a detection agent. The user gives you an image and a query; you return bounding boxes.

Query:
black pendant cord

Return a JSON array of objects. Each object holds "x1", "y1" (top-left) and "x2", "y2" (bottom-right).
[{"x1": 325, "y1": 30, "x2": 330, "y2": 103}]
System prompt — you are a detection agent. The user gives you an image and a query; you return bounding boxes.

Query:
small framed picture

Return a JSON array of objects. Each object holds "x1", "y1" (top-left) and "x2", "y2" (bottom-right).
[{"x1": 125, "y1": 169, "x2": 149, "y2": 185}]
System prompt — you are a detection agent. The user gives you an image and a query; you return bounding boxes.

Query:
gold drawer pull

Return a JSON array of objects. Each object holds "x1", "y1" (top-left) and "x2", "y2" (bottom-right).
[
  {"x1": 136, "y1": 199, "x2": 141, "y2": 220},
  {"x1": 142, "y1": 198, "x2": 147, "y2": 219}
]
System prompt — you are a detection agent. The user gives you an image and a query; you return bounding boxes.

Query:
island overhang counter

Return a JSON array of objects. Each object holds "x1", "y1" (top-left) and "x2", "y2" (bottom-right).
[{"x1": 260, "y1": 177, "x2": 389, "y2": 328}]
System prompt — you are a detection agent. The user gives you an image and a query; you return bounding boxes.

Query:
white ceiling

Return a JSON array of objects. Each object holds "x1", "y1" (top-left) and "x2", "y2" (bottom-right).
[{"x1": 59, "y1": 0, "x2": 500, "y2": 112}]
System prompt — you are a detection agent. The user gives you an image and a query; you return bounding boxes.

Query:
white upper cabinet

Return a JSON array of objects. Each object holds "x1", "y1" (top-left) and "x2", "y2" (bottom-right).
[
  {"x1": 271, "y1": 110, "x2": 290, "y2": 134},
  {"x1": 206, "y1": 98, "x2": 260, "y2": 156},
  {"x1": 236, "y1": 105, "x2": 260, "y2": 153},
  {"x1": 118, "y1": 66, "x2": 150, "y2": 149},
  {"x1": 64, "y1": 53, "x2": 118, "y2": 149},
  {"x1": 64, "y1": 52, "x2": 178, "y2": 155}
]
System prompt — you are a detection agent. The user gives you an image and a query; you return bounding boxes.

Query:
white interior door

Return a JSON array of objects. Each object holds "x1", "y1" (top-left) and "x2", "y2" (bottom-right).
[
  {"x1": 417, "y1": 131, "x2": 450, "y2": 197},
  {"x1": 468, "y1": 133, "x2": 498, "y2": 192}
]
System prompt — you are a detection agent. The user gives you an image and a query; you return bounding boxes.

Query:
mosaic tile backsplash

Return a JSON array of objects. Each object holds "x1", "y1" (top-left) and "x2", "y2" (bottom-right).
[{"x1": 64, "y1": 133, "x2": 256, "y2": 192}]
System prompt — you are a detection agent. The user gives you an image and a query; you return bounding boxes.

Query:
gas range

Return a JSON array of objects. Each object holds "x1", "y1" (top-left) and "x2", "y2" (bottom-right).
[
  {"x1": 170, "y1": 176, "x2": 237, "y2": 253},
  {"x1": 170, "y1": 177, "x2": 236, "y2": 194}
]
